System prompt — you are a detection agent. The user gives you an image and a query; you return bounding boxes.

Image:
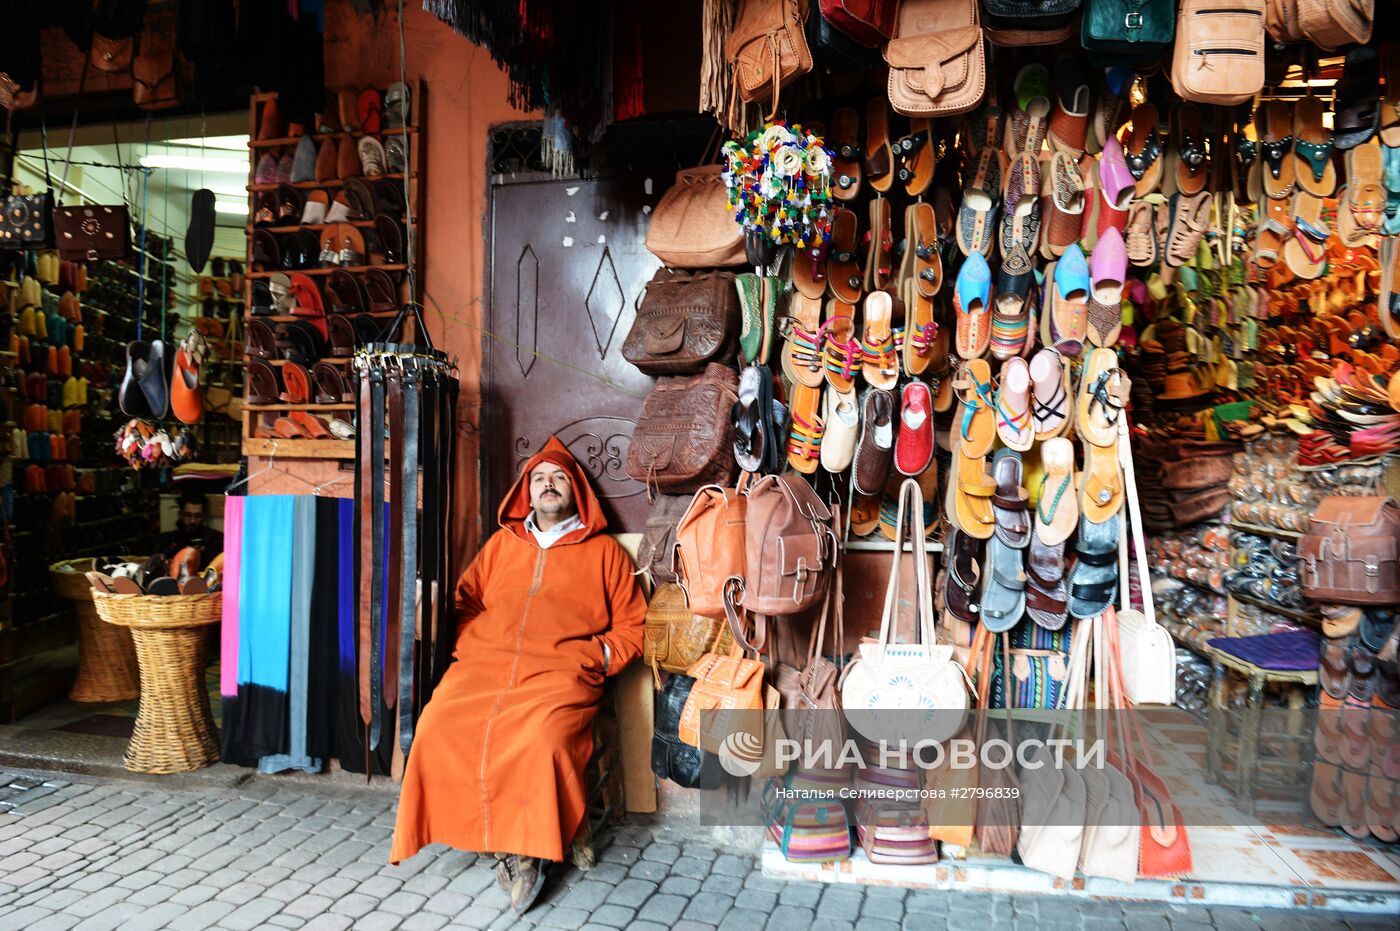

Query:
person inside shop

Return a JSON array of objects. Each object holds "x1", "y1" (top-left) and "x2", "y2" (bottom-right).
[
  {"x1": 159, "y1": 491, "x2": 225, "y2": 563},
  {"x1": 390, "y1": 435, "x2": 647, "y2": 913}
]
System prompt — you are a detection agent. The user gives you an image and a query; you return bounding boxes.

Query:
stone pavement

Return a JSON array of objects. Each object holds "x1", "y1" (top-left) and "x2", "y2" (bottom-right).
[{"x1": 0, "y1": 769, "x2": 1391, "y2": 931}]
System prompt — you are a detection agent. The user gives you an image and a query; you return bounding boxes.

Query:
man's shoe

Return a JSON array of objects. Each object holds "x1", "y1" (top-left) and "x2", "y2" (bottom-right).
[
  {"x1": 495, "y1": 853, "x2": 517, "y2": 892},
  {"x1": 509, "y1": 856, "x2": 546, "y2": 913}
]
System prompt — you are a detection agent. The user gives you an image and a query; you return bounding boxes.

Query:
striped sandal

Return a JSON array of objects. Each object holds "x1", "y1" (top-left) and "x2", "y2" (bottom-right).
[
  {"x1": 861, "y1": 291, "x2": 900, "y2": 389},
  {"x1": 787, "y1": 381, "x2": 825, "y2": 475}
]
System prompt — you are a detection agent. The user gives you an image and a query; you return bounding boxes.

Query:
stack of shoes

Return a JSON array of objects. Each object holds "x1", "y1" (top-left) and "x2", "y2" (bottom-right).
[
  {"x1": 1146, "y1": 525, "x2": 1229, "y2": 594},
  {"x1": 1135, "y1": 434, "x2": 1239, "y2": 529},
  {"x1": 86, "y1": 553, "x2": 219, "y2": 596},
  {"x1": 1224, "y1": 532, "x2": 1307, "y2": 614}
]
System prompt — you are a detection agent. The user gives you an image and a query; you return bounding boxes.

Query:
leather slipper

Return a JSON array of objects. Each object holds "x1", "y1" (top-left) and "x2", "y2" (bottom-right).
[
  {"x1": 904, "y1": 203, "x2": 941, "y2": 376},
  {"x1": 852, "y1": 387, "x2": 895, "y2": 496},
  {"x1": 1029, "y1": 349, "x2": 1071, "y2": 440},
  {"x1": 1000, "y1": 152, "x2": 1041, "y2": 260},
  {"x1": 866, "y1": 98, "x2": 894, "y2": 194},
  {"x1": 827, "y1": 208, "x2": 863, "y2": 304},
  {"x1": 358, "y1": 136, "x2": 387, "y2": 177},
  {"x1": 820, "y1": 385, "x2": 859, "y2": 473},
  {"x1": 953, "y1": 358, "x2": 997, "y2": 458},
  {"x1": 991, "y1": 448, "x2": 1030, "y2": 547},
  {"x1": 337, "y1": 134, "x2": 362, "y2": 181},
  {"x1": 736, "y1": 273, "x2": 764, "y2": 364},
  {"x1": 830, "y1": 106, "x2": 862, "y2": 201},
  {"x1": 1126, "y1": 104, "x2": 1164, "y2": 197},
  {"x1": 1047, "y1": 57, "x2": 1089, "y2": 157},
  {"x1": 995, "y1": 357, "x2": 1035, "y2": 451},
  {"x1": 1087, "y1": 227, "x2": 1126, "y2": 348},
  {"x1": 781, "y1": 293, "x2": 825, "y2": 389},
  {"x1": 1040, "y1": 151, "x2": 1085, "y2": 260},
  {"x1": 954, "y1": 250, "x2": 992, "y2": 360},
  {"x1": 990, "y1": 244, "x2": 1033, "y2": 361},
  {"x1": 1293, "y1": 95, "x2": 1337, "y2": 197},
  {"x1": 1260, "y1": 99, "x2": 1297, "y2": 199},
  {"x1": 1006, "y1": 63, "x2": 1050, "y2": 153},
  {"x1": 957, "y1": 147, "x2": 1001, "y2": 258},
  {"x1": 1025, "y1": 534, "x2": 1068, "y2": 631},
  {"x1": 895, "y1": 380, "x2": 934, "y2": 477},
  {"x1": 860, "y1": 290, "x2": 899, "y2": 389},
  {"x1": 865, "y1": 196, "x2": 893, "y2": 291},
  {"x1": 1283, "y1": 191, "x2": 1329, "y2": 280},
  {"x1": 786, "y1": 380, "x2": 824, "y2": 475},
  {"x1": 1034, "y1": 437, "x2": 1077, "y2": 545},
  {"x1": 895, "y1": 118, "x2": 935, "y2": 196},
  {"x1": 1333, "y1": 44, "x2": 1380, "y2": 151},
  {"x1": 822, "y1": 298, "x2": 860, "y2": 392},
  {"x1": 291, "y1": 410, "x2": 333, "y2": 439},
  {"x1": 979, "y1": 534, "x2": 1027, "y2": 633},
  {"x1": 955, "y1": 451, "x2": 997, "y2": 541},
  {"x1": 1050, "y1": 244, "x2": 1089, "y2": 353}
]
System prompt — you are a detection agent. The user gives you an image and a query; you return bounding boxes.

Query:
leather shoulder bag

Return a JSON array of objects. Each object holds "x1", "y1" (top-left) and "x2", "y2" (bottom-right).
[
  {"x1": 651, "y1": 673, "x2": 725, "y2": 789},
  {"x1": 643, "y1": 582, "x2": 735, "y2": 684},
  {"x1": 678, "y1": 587, "x2": 767, "y2": 752},
  {"x1": 1301, "y1": 495, "x2": 1400, "y2": 605},
  {"x1": 622, "y1": 269, "x2": 740, "y2": 375},
  {"x1": 1169, "y1": 0, "x2": 1265, "y2": 105},
  {"x1": 740, "y1": 473, "x2": 838, "y2": 619},
  {"x1": 982, "y1": 0, "x2": 1081, "y2": 46},
  {"x1": 626, "y1": 362, "x2": 740, "y2": 494},
  {"x1": 674, "y1": 480, "x2": 749, "y2": 619},
  {"x1": 636, "y1": 492, "x2": 692, "y2": 584},
  {"x1": 54, "y1": 205, "x2": 132, "y2": 263},
  {"x1": 645, "y1": 166, "x2": 746, "y2": 269},
  {"x1": 773, "y1": 566, "x2": 846, "y2": 752},
  {"x1": 1295, "y1": 0, "x2": 1373, "y2": 50},
  {"x1": 820, "y1": 0, "x2": 898, "y2": 45},
  {"x1": 1081, "y1": 0, "x2": 1176, "y2": 65},
  {"x1": 883, "y1": 0, "x2": 986, "y2": 118},
  {"x1": 0, "y1": 134, "x2": 54, "y2": 250},
  {"x1": 133, "y1": 23, "x2": 181, "y2": 110},
  {"x1": 1115, "y1": 418, "x2": 1177, "y2": 705},
  {"x1": 727, "y1": 0, "x2": 814, "y2": 120}
]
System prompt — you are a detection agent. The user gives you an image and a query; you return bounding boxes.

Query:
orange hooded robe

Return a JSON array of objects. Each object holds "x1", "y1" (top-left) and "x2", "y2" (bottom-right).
[{"x1": 390, "y1": 437, "x2": 646, "y2": 864}]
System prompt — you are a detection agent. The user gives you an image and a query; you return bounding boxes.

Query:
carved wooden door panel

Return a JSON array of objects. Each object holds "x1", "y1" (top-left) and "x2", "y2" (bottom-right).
[{"x1": 484, "y1": 175, "x2": 661, "y2": 533}]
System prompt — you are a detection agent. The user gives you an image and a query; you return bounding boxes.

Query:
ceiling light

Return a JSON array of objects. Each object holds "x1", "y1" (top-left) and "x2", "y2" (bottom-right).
[
  {"x1": 215, "y1": 200, "x2": 248, "y2": 215},
  {"x1": 139, "y1": 154, "x2": 246, "y2": 173},
  {"x1": 164, "y1": 135, "x2": 250, "y2": 152}
]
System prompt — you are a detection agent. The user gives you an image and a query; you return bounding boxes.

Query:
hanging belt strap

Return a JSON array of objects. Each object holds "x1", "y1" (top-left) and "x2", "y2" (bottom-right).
[
  {"x1": 356, "y1": 365, "x2": 374, "y2": 731},
  {"x1": 385, "y1": 367, "x2": 405, "y2": 721},
  {"x1": 417, "y1": 368, "x2": 440, "y2": 702},
  {"x1": 368, "y1": 364, "x2": 387, "y2": 750},
  {"x1": 439, "y1": 373, "x2": 459, "y2": 684},
  {"x1": 398, "y1": 365, "x2": 421, "y2": 754}
]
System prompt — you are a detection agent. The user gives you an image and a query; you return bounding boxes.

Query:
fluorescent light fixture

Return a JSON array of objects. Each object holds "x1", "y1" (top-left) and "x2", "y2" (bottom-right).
[
  {"x1": 215, "y1": 200, "x2": 248, "y2": 215},
  {"x1": 164, "y1": 135, "x2": 251, "y2": 152},
  {"x1": 205, "y1": 183, "x2": 250, "y2": 199},
  {"x1": 139, "y1": 154, "x2": 246, "y2": 173}
]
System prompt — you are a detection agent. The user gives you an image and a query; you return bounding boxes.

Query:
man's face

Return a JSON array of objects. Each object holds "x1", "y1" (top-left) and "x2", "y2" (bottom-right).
[
  {"x1": 178, "y1": 504, "x2": 206, "y2": 533},
  {"x1": 529, "y1": 464, "x2": 576, "y2": 522}
]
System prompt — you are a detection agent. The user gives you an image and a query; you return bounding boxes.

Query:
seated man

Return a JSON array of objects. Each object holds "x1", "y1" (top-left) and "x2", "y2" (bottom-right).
[{"x1": 391, "y1": 436, "x2": 646, "y2": 913}]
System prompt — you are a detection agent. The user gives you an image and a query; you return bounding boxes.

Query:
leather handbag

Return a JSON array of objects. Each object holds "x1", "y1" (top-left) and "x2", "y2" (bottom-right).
[
  {"x1": 622, "y1": 269, "x2": 740, "y2": 375},
  {"x1": 883, "y1": 0, "x2": 986, "y2": 118},
  {"x1": 1081, "y1": 0, "x2": 1176, "y2": 64},
  {"x1": 645, "y1": 166, "x2": 746, "y2": 268},
  {"x1": 1301, "y1": 495, "x2": 1400, "y2": 605},
  {"x1": 53, "y1": 205, "x2": 132, "y2": 262},
  {"x1": 674, "y1": 481, "x2": 749, "y2": 619},
  {"x1": 1117, "y1": 417, "x2": 1177, "y2": 705},
  {"x1": 740, "y1": 473, "x2": 838, "y2": 618},
  {"x1": 0, "y1": 189, "x2": 54, "y2": 249},
  {"x1": 726, "y1": 0, "x2": 813, "y2": 120},
  {"x1": 678, "y1": 634, "x2": 767, "y2": 752},
  {"x1": 133, "y1": 23, "x2": 180, "y2": 110},
  {"x1": 841, "y1": 479, "x2": 972, "y2": 746},
  {"x1": 637, "y1": 492, "x2": 691, "y2": 584},
  {"x1": 1268, "y1": 0, "x2": 1373, "y2": 50},
  {"x1": 821, "y1": 0, "x2": 898, "y2": 45},
  {"x1": 652, "y1": 673, "x2": 725, "y2": 789},
  {"x1": 1169, "y1": 0, "x2": 1265, "y2": 105},
  {"x1": 773, "y1": 569, "x2": 847, "y2": 752},
  {"x1": 625, "y1": 362, "x2": 740, "y2": 494},
  {"x1": 982, "y1": 0, "x2": 1081, "y2": 46},
  {"x1": 643, "y1": 582, "x2": 735, "y2": 682},
  {"x1": 90, "y1": 34, "x2": 134, "y2": 72}
]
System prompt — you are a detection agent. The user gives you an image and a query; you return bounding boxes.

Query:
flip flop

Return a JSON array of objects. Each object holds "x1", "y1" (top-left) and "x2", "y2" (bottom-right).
[
  {"x1": 1126, "y1": 104, "x2": 1164, "y2": 197},
  {"x1": 1087, "y1": 227, "x2": 1126, "y2": 348},
  {"x1": 860, "y1": 290, "x2": 899, "y2": 389},
  {"x1": 1050, "y1": 244, "x2": 1089, "y2": 354},
  {"x1": 866, "y1": 98, "x2": 894, "y2": 194},
  {"x1": 979, "y1": 534, "x2": 1027, "y2": 633},
  {"x1": 1235, "y1": 112, "x2": 1260, "y2": 206},
  {"x1": 1080, "y1": 442, "x2": 1123, "y2": 524},
  {"x1": 1076, "y1": 347, "x2": 1127, "y2": 448},
  {"x1": 792, "y1": 235, "x2": 829, "y2": 299},
  {"x1": 1039, "y1": 151, "x2": 1085, "y2": 260},
  {"x1": 786, "y1": 381, "x2": 824, "y2": 475},
  {"x1": 953, "y1": 358, "x2": 997, "y2": 458},
  {"x1": 1068, "y1": 513, "x2": 1119, "y2": 619},
  {"x1": 995, "y1": 356, "x2": 1034, "y2": 451},
  {"x1": 1025, "y1": 533, "x2": 1069, "y2": 631},
  {"x1": 895, "y1": 118, "x2": 935, "y2": 196},
  {"x1": 865, "y1": 197, "x2": 893, "y2": 292},
  {"x1": 1259, "y1": 99, "x2": 1297, "y2": 200},
  {"x1": 1029, "y1": 348, "x2": 1071, "y2": 440},
  {"x1": 827, "y1": 208, "x2": 863, "y2": 304},
  {"x1": 1034, "y1": 437, "x2": 1078, "y2": 546},
  {"x1": 954, "y1": 250, "x2": 992, "y2": 360},
  {"x1": 1164, "y1": 191, "x2": 1211, "y2": 268},
  {"x1": 957, "y1": 148, "x2": 1002, "y2": 258},
  {"x1": 822, "y1": 298, "x2": 862, "y2": 392},
  {"x1": 830, "y1": 106, "x2": 862, "y2": 201},
  {"x1": 1293, "y1": 95, "x2": 1337, "y2": 197},
  {"x1": 1167, "y1": 103, "x2": 1209, "y2": 197},
  {"x1": 781, "y1": 294, "x2": 826, "y2": 389},
  {"x1": 904, "y1": 203, "x2": 942, "y2": 376},
  {"x1": 955, "y1": 451, "x2": 997, "y2": 541},
  {"x1": 1283, "y1": 191, "x2": 1330, "y2": 280},
  {"x1": 990, "y1": 447, "x2": 1030, "y2": 548}
]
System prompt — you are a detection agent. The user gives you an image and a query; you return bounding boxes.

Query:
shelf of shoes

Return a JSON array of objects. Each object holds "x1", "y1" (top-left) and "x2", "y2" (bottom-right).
[{"x1": 241, "y1": 81, "x2": 427, "y2": 459}]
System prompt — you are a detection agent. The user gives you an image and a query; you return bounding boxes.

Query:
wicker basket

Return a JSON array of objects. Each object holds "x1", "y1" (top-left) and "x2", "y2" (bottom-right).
[
  {"x1": 91, "y1": 590, "x2": 222, "y2": 774},
  {"x1": 49, "y1": 558, "x2": 141, "y2": 703}
]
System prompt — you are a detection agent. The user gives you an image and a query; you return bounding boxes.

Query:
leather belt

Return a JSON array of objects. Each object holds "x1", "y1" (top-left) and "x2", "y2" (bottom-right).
[
  {"x1": 356, "y1": 367, "x2": 374, "y2": 734},
  {"x1": 368, "y1": 364, "x2": 387, "y2": 751},
  {"x1": 398, "y1": 365, "x2": 420, "y2": 754},
  {"x1": 386, "y1": 368, "x2": 404, "y2": 738}
]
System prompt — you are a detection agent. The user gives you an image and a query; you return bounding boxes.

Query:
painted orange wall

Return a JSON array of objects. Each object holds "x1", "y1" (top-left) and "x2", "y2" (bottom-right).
[{"x1": 251, "y1": 0, "x2": 537, "y2": 557}]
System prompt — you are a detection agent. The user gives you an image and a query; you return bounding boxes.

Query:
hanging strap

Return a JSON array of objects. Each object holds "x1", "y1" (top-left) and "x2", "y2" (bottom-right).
[
  {"x1": 385, "y1": 367, "x2": 406, "y2": 722},
  {"x1": 56, "y1": 60, "x2": 89, "y2": 204},
  {"x1": 356, "y1": 365, "x2": 374, "y2": 732},
  {"x1": 398, "y1": 364, "x2": 421, "y2": 754},
  {"x1": 368, "y1": 364, "x2": 388, "y2": 750},
  {"x1": 417, "y1": 366, "x2": 440, "y2": 701}
]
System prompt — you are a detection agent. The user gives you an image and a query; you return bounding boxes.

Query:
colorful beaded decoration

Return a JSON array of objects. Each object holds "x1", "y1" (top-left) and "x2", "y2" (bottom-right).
[{"x1": 723, "y1": 122, "x2": 834, "y2": 251}]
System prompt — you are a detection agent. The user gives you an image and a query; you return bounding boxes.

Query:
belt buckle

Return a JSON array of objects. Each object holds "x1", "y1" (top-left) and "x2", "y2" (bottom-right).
[{"x1": 1125, "y1": 11, "x2": 1143, "y2": 29}]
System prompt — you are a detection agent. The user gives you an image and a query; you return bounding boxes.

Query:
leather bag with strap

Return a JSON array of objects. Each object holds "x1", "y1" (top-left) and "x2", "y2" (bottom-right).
[
  {"x1": 982, "y1": 0, "x2": 1082, "y2": 45},
  {"x1": 740, "y1": 472, "x2": 838, "y2": 618},
  {"x1": 643, "y1": 582, "x2": 735, "y2": 683},
  {"x1": 674, "y1": 480, "x2": 749, "y2": 620},
  {"x1": 1169, "y1": 0, "x2": 1265, "y2": 105},
  {"x1": 1272, "y1": 0, "x2": 1373, "y2": 50},
  {"x1": 883, "y1": 0, "x2": 986, "y2": 118},
  {"x1": 133, "y1": 22, "x2": 180, "y2": 110},
  {"x1": 1115, "y1": 418, "x2": 1177, "y2": 705},
  {"x1": 1081, "y1": 0, "x2": 1176, "y2": 64},
  {"x1": 773, "y1": 566, "x2": 847, "y2": 752},
  {"x1": 1301, "y1": 495, "x2": 1400, "y2": 605},
  {"x1": 651, "y1": 673, "x2": 726, "y2": 789},
  {"x1": 645, "y1": 166, "x2": 746, "y2": 268},
  {"x1": 622, "y1": 269, "x2": 740, "y2": 375},
  {"x1": 727, "y1": 0, "x2": 814, "y2": 121},
  {"x1": 626, "y1": 362, "x2": 740, "y2": 494},
  {"x1": 54, "y1": 205, "x2": 131, "y2": 262},
  {"x1": 821, "y1": 0, "x2": 898, "y2": 45},
  {"x1": 678, "y1": 594, "x2": 767, "y2": 752},
  {"x1": 637, "y1": 492, "x2": 691, "y2": 584},
  {"x1": 0, "y1": 189, "x2": 53, "y2": 250}
]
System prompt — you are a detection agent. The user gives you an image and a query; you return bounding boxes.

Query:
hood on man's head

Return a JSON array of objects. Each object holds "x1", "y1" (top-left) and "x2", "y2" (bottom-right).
[{"x1": 498, "y1": 435, "x2": 607, "y2": 543}]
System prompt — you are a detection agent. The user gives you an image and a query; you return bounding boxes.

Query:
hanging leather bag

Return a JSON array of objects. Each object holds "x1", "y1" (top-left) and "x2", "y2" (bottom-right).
[
  {"x1": 643, "y1": 582, "x2": 735, "y2": 683},
  {"x1": 1169, "y1": 0, "x2": 1265, "y2": 105},
  {"x1": 679, "y1": 588, "x2": 767, "y2": 752},
  {"x1": 883, "y1": 0, "x2": 986, "y2": 118},
  {"x1": 645, "y1": 166, "x2": 746, "y2": 268},
  {"x1": 622, "y1": 269, "x2": 740, "y2": 375},
  {"x1": 625, "y1": 362, "x2": 740, "y2": 494},
  {"x1": 1116, "y1": 419, "x2": 1177, "y2": 704},
  {"x1": 1301, "y1": 495, "x2": 1400, "y2": 605},
  {"x1": 982, "y1": 0, "x2": 1081, "y2": 46},
  {"x1": 975, "y1": 630, "x2": 1020, "y2": 857},
  {"x1": 727, "y1": 0, "x2": 813, "y2": 120},
  {"x1": 0, "y1": 133, "x2": 54, "y2": 249},
  {"x1": 821, "y1": 0, "x2": 898, "y2": 45},
  {"x1": 53, "y1": 205, "x2": 131, "y2": 262},
  {"x1": 637, "y1": 492, "x2": 691, "y2": 583},
  {"x1": 674, "y1": 480, "x2": 749, "y2": 619},
  {"x1": 133, "y1": 22, "x2": 180, "y2": 110},
  {"x1": 91, "y1": 0, "x2": 144, "y2": 72},
  {"x1": 652, "y1": 673, "x2": 726, "y2": 788},
  {"x1": 1081, "y1": 0, "x2": 1176, "y2": 65},
  {"x1": 773, "y1": 568, "x2": 847, "y2": 752},
  {"x1": 740, "y1": 473, "x2": 838, "y2": 617},
  {"x1": 1293, "y1": 0, "x2": 1373, "y2": 50}
]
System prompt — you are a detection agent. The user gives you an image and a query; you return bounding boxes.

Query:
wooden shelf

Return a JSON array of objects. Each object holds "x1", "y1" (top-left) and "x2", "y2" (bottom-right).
[
  {"x1": 1228, "y1": 520, "x2": 1303, "y2": 542},
  {"x1": 246, "y1": 264, "x2": 406, "y2": 279},
  {"x1": 247, "y1": 174, "x2": 408, "y2": 193},
  {"x1": 1228, "y1": 591, "x2": 1318, "y2": 627},
  {"x1": 244, "y1": 402, "x2": 354, "y2": 412},
  {"x1": 244, "y1": 437, "x2": 355, "y2": 459},
  {"x1": 249, "y1": 127, "x2": 417, "y2": 148}
]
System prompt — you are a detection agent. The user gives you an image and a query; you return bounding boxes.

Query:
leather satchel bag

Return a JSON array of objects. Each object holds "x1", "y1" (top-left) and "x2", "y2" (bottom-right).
[
  {"x1": 678, "y1": 621, "x2": 767, "y2": 752},
  {"x1": 883, "y1": 0, "x2": 986, "y2": 118},
  {"x1": 773, "y1": 569, "x2": 847, "y2": 752},
  {"x1": 982, "y1": 0, "x2": 1081, "y2": 46},
  {"x1": 133, "y1": 24, "x2": 180, "y2": 110},
  {"x1": 91, "y1": 34, "x2": 134, "y2": 73},
  {"x1": 652, "y1": 673, "x2": 725, "y2": 789},
  {"x1": 645, "y1": 166, "x2": 746, "y2": 268},
  {"x1": 1301, "y1": 495, "x2": 1400, "y2": 605},
  {"x1": 53, "y1": 205, "x2": 131, "y2": 262},
  {"x1": 0, "y1": 189, "x2": 54, "y2": 250},
  {"x1": 637, "y1": 493, "x2": 691, "y2": 584},
  {"x1": 727, "y1": 0, "x2": 814, "y2": 120},
  {"x1": 622, "y1": 269, "x2": 740, "y2": 375},
  {"x1": 821, "y1": 0, "x2": 898, "y2": 45},
  {"x1": 841, "y1": 479, "x2": 972, "y2": 746},
  {"x1": 1169, "y1": 0, "x2": 1265, "y2": 105},
  {"x1": 1081, "y1": 0, "x2": 1176, "y2": 65},
  {"x1": 675, "y1": 481, "x2": 749, "y2": 619},
  {"x1": 626, "y1": 362, "x2": 740, "y2": 494},
  {"x1": 740, "y1": 473, "x2": 838, "y2": 617},
  {"x1": 644, "y1": 582, "x2": 735, "y2": 682}
]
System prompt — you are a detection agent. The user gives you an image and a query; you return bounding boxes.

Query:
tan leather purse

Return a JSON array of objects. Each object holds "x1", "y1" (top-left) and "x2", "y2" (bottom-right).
[
  {"x1": 643, "y1": 583, "x2": 734, "y2": 685},
  {"x1": 883, "y1": 0, "x2": 986, "y2": 118},
  {"x1": 727, "y1": 0, "x2": 814, "y2": 120},
  {"x1": 674, "y1": 481, "x2": 749, "y2": 620},
  {"x1": 622, "y1": 269, "x2": 740, "y2": 374},
  {"x1": 645, "y1": 166, "x2": 746, "y2": 269},
  {"x1": 678, "y1": 605, "x2": 767, "y2": 752},
  {"x1": 1169, "y1": 0, "x2": 1265, "y2": 105}
]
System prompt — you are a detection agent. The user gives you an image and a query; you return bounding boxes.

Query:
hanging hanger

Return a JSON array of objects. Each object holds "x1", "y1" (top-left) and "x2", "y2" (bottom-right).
[{"x1": 226, "y1": 445, "x2": 279, "y2": 493}]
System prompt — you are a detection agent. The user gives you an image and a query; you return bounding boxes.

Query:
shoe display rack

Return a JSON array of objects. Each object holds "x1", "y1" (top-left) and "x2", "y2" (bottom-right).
[{"x1": 241, "y1": 80, "x2": 427, "y2": 460}]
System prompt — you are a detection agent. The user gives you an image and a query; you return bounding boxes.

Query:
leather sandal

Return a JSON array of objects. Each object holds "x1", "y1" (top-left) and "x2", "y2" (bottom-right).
[
  {"x1": 865, "y1": 196, "x2": 893, "y2": 291},
  {"x1": 786, "y1": 381, "x2": 823, "y2": 475},
  {"x1": 290, "y1": 410, "x2": 333, "y2": 439},
  {"x1": 792, "y1": 236, "x2": 828, "y2": 300},
  {"x1": 247, "y1": 359, "x2": 281, "y2": 405},
  {"x1": 731, "y1": 364, "x2": 766, "y2": 473},
  {"x1": 945, "y1": 529, "x2": 983, "y2": 623},
  {"x1": 1340, "y1": 139, "x2": 1385, "y2": 245},
  {"x1": 1029, "y1": 349, "x2": 1071, "y2": 441},
  {"x1": 1076, "y1": 347, "x2": 1126, "y2": 448},
  {"x1": 894, "y1": 118, "x2": 935, "y2": 196},
  {"x1": 1310, "y1": 761, "x2": 1343, "y2": 826},
  {"x1": 860, "y1": 290, "x2": 899, "y2": 389},
  {"x1": 1260, "y1": 100, "x2": 1297, "y2": 200},
  {"x1": 822, "y1": 298, "x2": 860, "y2": 393},
  {"x1": 1126, "y1": 104, "x2": 1164, "y2": 197},
  {"x1": 850, "y1": 492, "x2": 881, "y2": 537},
  {"x1": 1068, "y1": 514, "x2": 1118, "y2": 618},
  {"x1": 1025, "y1": 534, "x2": 1068, "y2": 631},
  {"x1": 1282, "y1": 191, "x2": 1330, "y2": 281},
  {"x1": 995, "y1": 357, "x2": 1034, "y2": 452},
  {"x1": 955, "y1": 451, "x2": 997, "y2": 541},
  {"x1": 827, "y1": 208, "x2": 863, "y2": 304},
  {"x1": 1164, "y1": 191, "x2": 1211, "y2": 268},
  {"x1": 830, "y1": 106, "x2": 862, "y2": 201},
  {"x1": 313, "y1": 360, "x2": 352, "y2": 403},
  {"x1": 1034, "y1": 437, "x2": 1078, "y2": 546},
  {"x1": 1383, "y1": 46, "x2": 1400, "y2": 148},
  {"x1": 780, "y1": 293, "x2": 825, "y2": 389},
  {"x1": 1293, "y1": 96, "x2": 1337, "y2": 197},
  {"x1": 953, "y1": 358, "x2": 996, "y2": 459},
  {"x1": 1080, "y1": 442, "x2": 1123, "y2": 524},
  {"x1": 957, "y1": 147, "x2": 1001, "y2": 258},
  {"x1": 1254, "y1": 195, "x2": 1294, "y2": 269},
  {"x1": 1168, "y1": 103, "x2": 1209, "y2": 197},
  {"x1": 990, "y1": 448, "x2": 1030, "y2": 548},
  {"x1": 865, "y1": 98, "x2": 894, "y2": 194},
  {"x1": 903, "y1": 203, "x2": 941, "y2": 377}
]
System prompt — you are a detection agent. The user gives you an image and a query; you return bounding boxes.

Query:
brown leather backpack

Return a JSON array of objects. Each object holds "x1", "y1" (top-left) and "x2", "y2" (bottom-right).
[
  {"x1": 675, "y1": 482, "x2": 749, "y2": 619},
  {"x1": 626, "y1": 362, "x2": 739, "y2": 494},
  {"x1": 637, "y1": 493, "x2": 691, "y2": 584},
  {"x1": 1301, "y1": 495, "x2": 1400, "y2": 605},
  {"x1": 741, "y1": 473, "x2": 838, "y2": 616},
  {"x1": 1170, "y1": 0, "x2": 1265, "y2": 105},
  {"x1": 622, "y1": 269, "x2": 740, "y2": 375},
  {"x1": 727, "y1": 0, "x2": 813, "y2": 121},
  {"x1": 883, "y1": 0, "x2": 986, "y2": 118}
]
